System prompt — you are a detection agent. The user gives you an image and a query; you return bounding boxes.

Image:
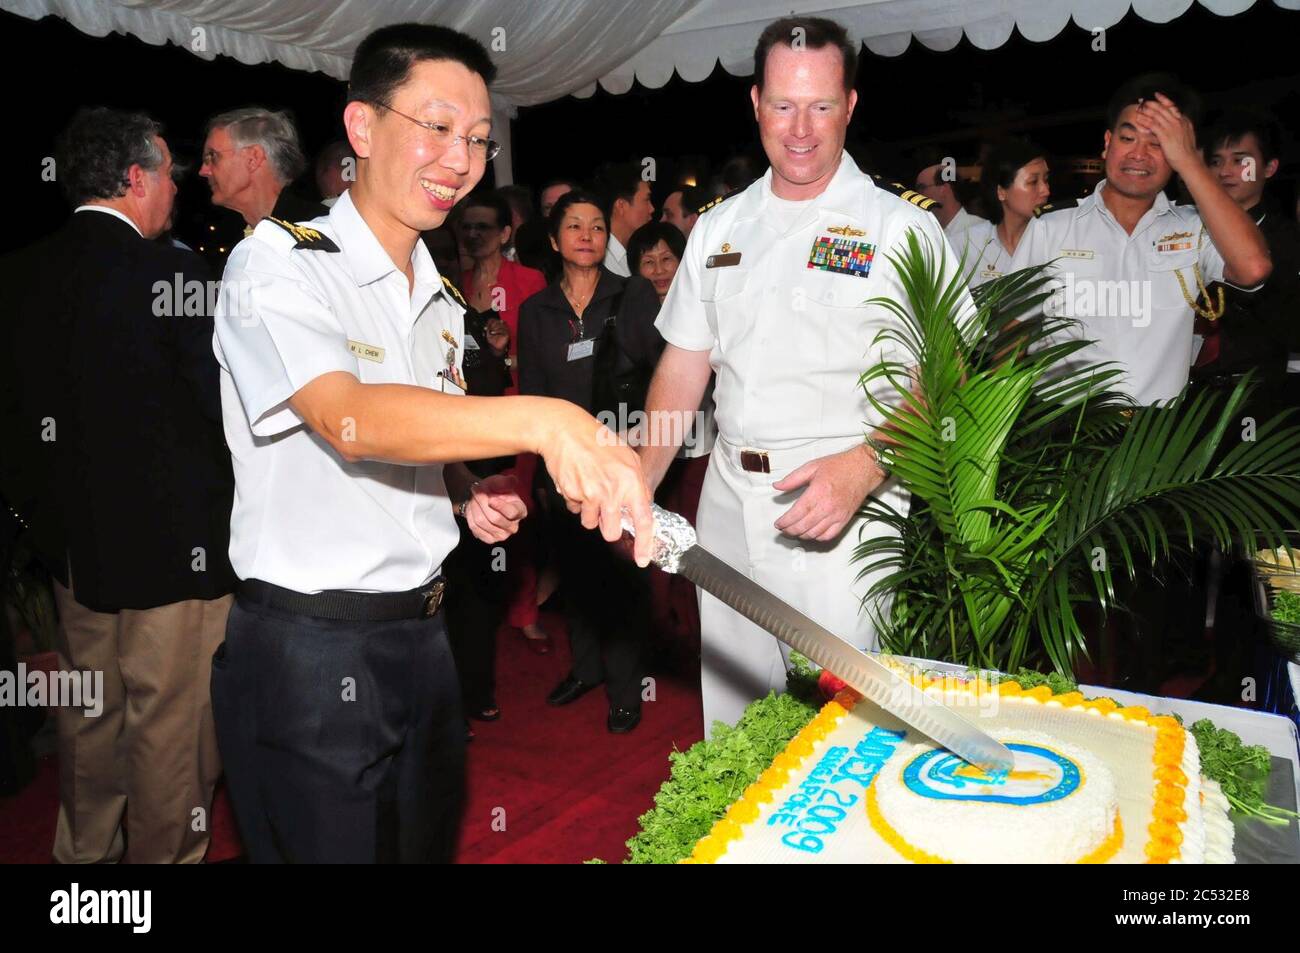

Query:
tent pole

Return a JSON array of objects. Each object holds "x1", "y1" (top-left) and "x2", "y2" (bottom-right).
[{"x1": 490, "y1": 99, "x2": 516, "y2": 186}]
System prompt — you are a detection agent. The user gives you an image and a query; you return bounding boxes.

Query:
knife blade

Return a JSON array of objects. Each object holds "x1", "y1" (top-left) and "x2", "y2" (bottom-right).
[{"x1": 625, "y1": 504, "x2": 1014, "y2": 775}]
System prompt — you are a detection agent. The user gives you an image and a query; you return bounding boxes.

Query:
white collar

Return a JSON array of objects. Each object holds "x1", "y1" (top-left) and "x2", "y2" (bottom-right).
[
  {"x1": 750, "y1": 151, "x2": 872, "y2": 227},
  {"x1": 74, "y1": 204, "x2": 143, "y2": 237},
  {"x1": 607, "y1": 232, "x2": 627, "y2": 263},
  {"x1": 327, "y1": 190, "x2": 441, "y2": 306},
  {"x1": 1087, "y1": 179, "x2": 1173, "y2": 219}
]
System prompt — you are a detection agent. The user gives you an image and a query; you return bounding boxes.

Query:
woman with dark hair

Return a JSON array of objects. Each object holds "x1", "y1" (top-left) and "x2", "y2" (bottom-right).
[
  {"x1": 626, "y1": 221, "x2": 686, "y2": 302},
  {"x1": 517, "y1": 190, "x2": 663, "y2": 733},
  {"x1": 627, "y1": 220, "x2": 712, "y2": 663},
  {"x1": 965, "y1": 139, "x2": 1050, "y2": 286}
]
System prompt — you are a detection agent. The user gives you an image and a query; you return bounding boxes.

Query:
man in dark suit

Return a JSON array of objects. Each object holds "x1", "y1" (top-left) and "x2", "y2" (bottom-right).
[{"x1": 0, "y1": 107, "x2": 236, "y2": 863}]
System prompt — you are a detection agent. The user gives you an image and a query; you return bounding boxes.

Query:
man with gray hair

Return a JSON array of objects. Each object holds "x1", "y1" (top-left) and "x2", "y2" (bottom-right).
[
  {"x1": 0, "y1": 107, "x2": 236, "y2": 863},
  {"x1": 199, "y1": 106, "x2": 324, "y2": 228}
]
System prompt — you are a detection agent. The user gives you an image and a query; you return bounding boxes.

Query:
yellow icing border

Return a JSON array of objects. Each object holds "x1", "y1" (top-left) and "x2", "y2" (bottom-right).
[
  {"x1": 865, "y1": 785, "x2": 1124, "y2": 864},
  {"x1": 684, "y1": 691, "x2": 859, "y2": 863},
  {"x1": 686, "y1": 675, "x2": 1189, "y2": 864}
]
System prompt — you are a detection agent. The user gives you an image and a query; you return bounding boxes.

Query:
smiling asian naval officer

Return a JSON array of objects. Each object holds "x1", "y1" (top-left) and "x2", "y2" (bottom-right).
[
  {"x1": 638, "y1": 16, "x2": 956, "y2": 736},
  {"x1": 211, "y1": 23, "x2": 654, "y2": 863}
]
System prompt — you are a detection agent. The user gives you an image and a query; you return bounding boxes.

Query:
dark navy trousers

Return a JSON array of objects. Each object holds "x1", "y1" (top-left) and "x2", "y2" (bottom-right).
[{"x1": 211, "y1": 597, "x2": 465, "y2": 863}]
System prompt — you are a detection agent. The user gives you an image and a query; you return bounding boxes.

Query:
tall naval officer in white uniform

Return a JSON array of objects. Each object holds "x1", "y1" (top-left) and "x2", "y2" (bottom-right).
[
  {"x1": 211, "y1": 23, "x2": 655, "y2": 864},
  {"x1": 639, "y1": 16, "x2": 955, "y2": 737}
]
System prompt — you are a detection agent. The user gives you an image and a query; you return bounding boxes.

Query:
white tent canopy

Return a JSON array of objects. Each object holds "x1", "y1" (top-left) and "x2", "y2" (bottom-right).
[{"x1": 4, "y1": 0, "x2": 1296, "y2": 180}]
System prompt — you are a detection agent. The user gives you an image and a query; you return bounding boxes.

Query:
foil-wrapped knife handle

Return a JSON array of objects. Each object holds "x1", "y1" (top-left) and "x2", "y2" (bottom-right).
[{"x1": 620, "y1": 503, "x2": 696, "y2": 574}]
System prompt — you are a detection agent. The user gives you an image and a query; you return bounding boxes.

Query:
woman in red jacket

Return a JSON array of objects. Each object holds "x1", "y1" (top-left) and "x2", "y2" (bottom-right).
[{"x1": 455, "y1": 191, "x2": 553, "y2": 656}]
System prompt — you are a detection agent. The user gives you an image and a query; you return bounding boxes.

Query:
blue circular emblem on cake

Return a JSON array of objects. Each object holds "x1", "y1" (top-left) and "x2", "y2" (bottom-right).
[{"x1": 902, "y1": 743, "x2": 1080, "y2": 805}]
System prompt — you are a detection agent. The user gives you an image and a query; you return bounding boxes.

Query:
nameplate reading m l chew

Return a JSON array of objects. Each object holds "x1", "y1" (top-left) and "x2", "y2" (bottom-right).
[{"x1": 348, "y1": 340, "x2": 385, "y2": 363}]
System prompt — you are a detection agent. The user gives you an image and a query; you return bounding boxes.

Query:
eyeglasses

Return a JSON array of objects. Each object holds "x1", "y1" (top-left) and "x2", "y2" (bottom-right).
[
  {"x1": 201, "y1": 147, "x2": 241, "y2": 166},
  {"x1": 373, "y1": 102, "x2": 501, "y2": 162}
]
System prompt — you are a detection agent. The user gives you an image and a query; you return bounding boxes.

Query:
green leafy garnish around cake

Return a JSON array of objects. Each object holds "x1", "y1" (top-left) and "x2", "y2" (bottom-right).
[
  {"x1": 1189, "y1": 719, "x2": 1297, "y2": 822},
  {"x1": 1007, "y1": 667, "x2": 1079, "y2": 696},
  {"x1": 1271, "y1": 589, "x2": 1300, "y2": 626},
  {"x1": 620, "y1": 691, "x2": 818, "y2": 865}
]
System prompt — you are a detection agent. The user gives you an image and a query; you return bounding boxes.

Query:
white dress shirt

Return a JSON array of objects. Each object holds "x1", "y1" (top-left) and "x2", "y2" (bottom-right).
[
  {"x1": 74, "y1": 204, "x2": 143, "y2": 237},
  {"x1": 605, "y1": 232, "x2": 631, "y2": 277},
  {"x1": 213, "y1": 189, "x2": 466, "y2": 593},
  {"x1": 959, "y1": 219, "x2": 1013, "y2": 287},
  {"x1": 944, "y1": 205, "x2": 989, "y2": 247}
]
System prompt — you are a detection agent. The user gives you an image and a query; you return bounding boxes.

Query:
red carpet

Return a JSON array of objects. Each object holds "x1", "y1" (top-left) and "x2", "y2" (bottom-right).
[{"x1": 0, "y1": 610, "x2": 703, "y2": 864}]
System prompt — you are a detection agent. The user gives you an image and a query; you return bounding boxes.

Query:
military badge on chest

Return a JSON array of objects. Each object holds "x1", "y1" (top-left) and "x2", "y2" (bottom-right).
[
  {"x1": 807, "y1": 227, "x2": 876, "y2": 278},
  {"x1": 439, "y1": 328, "x2": 468, "y2": 392}
]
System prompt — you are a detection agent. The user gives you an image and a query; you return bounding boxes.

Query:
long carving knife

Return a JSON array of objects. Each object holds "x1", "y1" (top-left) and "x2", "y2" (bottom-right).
[{"x1": 625, "y1": 504, "x2": 1014, "y2": 774}]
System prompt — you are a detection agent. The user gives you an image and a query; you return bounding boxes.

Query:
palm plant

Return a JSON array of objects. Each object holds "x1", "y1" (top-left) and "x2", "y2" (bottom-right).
[{"x1": 855, "y1": 230, "x2": 1300, "y2": 676}]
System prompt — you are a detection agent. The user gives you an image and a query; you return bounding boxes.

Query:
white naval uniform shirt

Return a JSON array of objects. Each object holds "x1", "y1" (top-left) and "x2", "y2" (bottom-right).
[
  {"x1": 656, "y1": 151, "x2": 952, "y2": 450},
  {"x1": 1010, "y1": 180, "x2": 1234, "y2": 406},
  {"x1": 213, "y1": 189, "x2": 466, "y2": 594},
  {"x1": 944, "y1": 205, "x2": 989, "y2": 249},
  {"x1": 961, "y1": 220, "x2": 1012, "y2": 287}
]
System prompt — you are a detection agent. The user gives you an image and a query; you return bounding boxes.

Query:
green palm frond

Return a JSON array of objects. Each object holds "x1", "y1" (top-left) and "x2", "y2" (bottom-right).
[{"x1": 854, "y1": 228, "x2": 1300, "y2": 675}]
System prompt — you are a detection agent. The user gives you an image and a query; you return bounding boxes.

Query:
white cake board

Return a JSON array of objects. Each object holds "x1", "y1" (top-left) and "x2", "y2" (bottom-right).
[{"x1": 897, "y1": 655, "x2": 1300, "y2": 864}]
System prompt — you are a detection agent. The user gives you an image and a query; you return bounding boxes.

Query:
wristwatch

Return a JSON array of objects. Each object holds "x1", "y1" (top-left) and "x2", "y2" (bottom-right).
[
  {"x1": 866, "y1": 437, "x2": 891, "y2": 477},
  {"x1": 456, "y1": 481, "x2": 481, "y2": 518}
]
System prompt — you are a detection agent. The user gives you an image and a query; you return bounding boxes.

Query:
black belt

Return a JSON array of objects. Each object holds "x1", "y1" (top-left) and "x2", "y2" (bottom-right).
[{"x1": 238, "y1": 577, "x2": 446, "y2": 622}]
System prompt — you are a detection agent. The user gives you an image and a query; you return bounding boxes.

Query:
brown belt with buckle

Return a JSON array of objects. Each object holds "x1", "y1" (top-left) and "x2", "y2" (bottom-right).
[
  {"x1": 238, "y1": 577, "x2": 446, "y2": 622},
  {"x1": 739, "y1": 449, "x2": 771, "y2": 473}
]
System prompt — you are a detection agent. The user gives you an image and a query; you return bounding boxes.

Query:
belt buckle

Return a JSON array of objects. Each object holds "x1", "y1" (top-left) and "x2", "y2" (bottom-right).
[
  {"x1": 421, "y1": 578, "x2": 446, "y2": 617},
  {"x1": 740, "y1": 449, "x2": 770, "y2": 473}
]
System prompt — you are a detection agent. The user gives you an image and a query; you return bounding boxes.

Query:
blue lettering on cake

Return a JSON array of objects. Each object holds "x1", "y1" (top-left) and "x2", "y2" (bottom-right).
[
  {"x1": 773, "y1": 728, "x2": 906, "y2": 854},
  {"x1": 831, "y1": 727, "x2": 906, "y2": 787}
]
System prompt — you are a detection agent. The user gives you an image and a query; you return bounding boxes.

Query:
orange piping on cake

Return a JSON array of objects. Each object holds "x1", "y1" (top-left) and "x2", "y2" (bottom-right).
[
  {"x1": 897, "y1": 674, "x2": 1195, "y2": 864},
  {"x1": 683, "y1": 696, "x2": 853, "y2": 864}
]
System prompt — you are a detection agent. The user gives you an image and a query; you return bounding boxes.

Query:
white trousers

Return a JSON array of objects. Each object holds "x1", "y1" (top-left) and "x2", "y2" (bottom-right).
[{"x1": 695, "y1": 438, "x2": 906, "y2": 738}]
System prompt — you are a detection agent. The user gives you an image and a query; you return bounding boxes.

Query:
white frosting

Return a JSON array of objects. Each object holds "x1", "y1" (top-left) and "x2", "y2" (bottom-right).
[
  {"x1": 1199, "y1": 779, "x2": 1237, "y2": 864},
  {"x1": 872, "y1": 728, "x2": 1117, "y2": 863},
  {"x1": 714, "y1": 681, "x2": 1238, "y2": 864},
  {"x1": 1173, "y1": 732, "x2": 1206, "y2": 864}
]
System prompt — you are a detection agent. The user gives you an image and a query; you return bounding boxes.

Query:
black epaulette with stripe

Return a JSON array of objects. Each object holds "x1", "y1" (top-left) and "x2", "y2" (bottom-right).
[
  {"x1": 696, "y1": 188, "x2": 742, "y2": 215},
  {"x1": 440, "y1": 274, "x2": 468, "y2": 309},
  {"x1": 1033, "y1": 198, "x2": 1080, "y2": 218},
  {"x1": 264, "y1": 216, "x2": 339, "y2": 251},
  {"x1": 871, "y1": 175, "x2": 937, "y2": 211}
]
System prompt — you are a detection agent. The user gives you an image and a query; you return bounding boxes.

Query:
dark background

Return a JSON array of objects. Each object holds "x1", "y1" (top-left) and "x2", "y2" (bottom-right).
[{"x1": 2, "y1": 2, "x2": 1298, "y2": 265}]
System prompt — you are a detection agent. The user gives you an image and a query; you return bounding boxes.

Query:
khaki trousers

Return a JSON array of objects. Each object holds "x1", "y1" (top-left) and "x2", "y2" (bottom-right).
[{"x1": 52, "y1": 581, "x2": 231, "y2": 863}]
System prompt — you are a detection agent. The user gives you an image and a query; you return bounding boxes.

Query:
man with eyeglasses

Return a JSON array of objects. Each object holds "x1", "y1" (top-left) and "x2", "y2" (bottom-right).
[
  {"x1": 211, "y1": 23, "x2": 654, "y2": 863},
  {"x1": 199, "y1": 106, "x2": 325, "y2": 233},
  {"x1": 912, "y1": 148, "x2": 988, "y2": 249}
]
